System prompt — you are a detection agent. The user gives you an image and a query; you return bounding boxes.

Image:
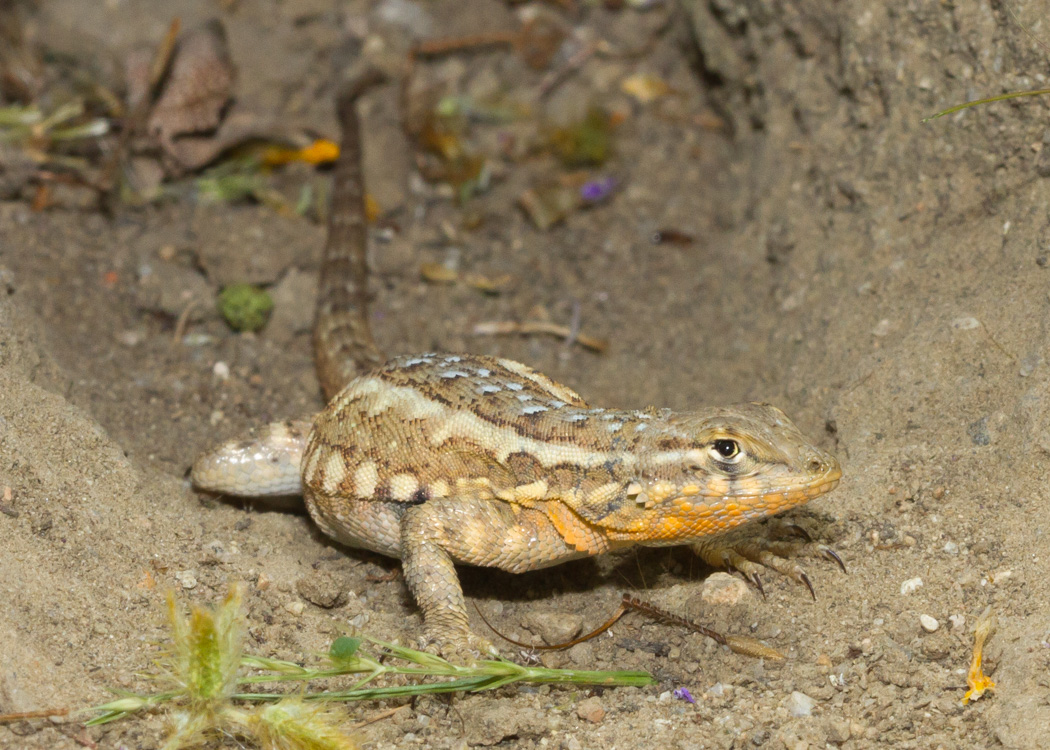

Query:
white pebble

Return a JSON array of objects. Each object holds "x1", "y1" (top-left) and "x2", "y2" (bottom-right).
[
  {"x1": 942, "y1": 541, "x2": 959, "y2": 554},
  {"x1": 951, "y1": 316, "x2": 980, "y2": 330},
  {"x1": 175, "y1": 570, "x2": 198, "y2": 589},
  {"x1": 785, "y1": 691, "x2": 817, "y2": 717},
  {"x1": 284, "y1": 601, "x2": 305, "y2": 616},
  {"x1": 948, "y1": 614, "x2": 966, "y2": 630},
  {"x1": 920, "y1": 614, "x2": 939, "y2": 632},
  {"x1": 900, "y1": 577, "x2": 923, "y2": 595},
  {"x1": 213, "y1": 361, "x2": 230, "y2": 379},
  {"x1": 990, "y1": 569, "x2": 1013, "y2": 584}
]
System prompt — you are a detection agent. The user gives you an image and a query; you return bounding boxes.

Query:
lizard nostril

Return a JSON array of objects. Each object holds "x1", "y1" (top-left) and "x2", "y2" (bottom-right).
[{"x1": 808, "y1": 458, "x2": 825, "y2": 474}]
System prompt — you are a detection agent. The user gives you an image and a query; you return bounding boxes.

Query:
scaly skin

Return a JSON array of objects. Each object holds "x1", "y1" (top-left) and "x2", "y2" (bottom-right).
[{"x1": 191, "y1": 77, "x2": 843, "y2": 660}]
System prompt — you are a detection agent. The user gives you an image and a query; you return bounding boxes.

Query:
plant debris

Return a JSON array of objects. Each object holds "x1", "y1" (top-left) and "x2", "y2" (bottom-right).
[{"x1": 962, "y1": 606, "x2": 997, "y2": 704}]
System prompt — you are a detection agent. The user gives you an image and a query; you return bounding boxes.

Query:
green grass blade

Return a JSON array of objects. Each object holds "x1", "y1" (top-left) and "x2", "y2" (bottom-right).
[{"x1": 924, "y1": 88, "x2": 1050, "y2": 122}]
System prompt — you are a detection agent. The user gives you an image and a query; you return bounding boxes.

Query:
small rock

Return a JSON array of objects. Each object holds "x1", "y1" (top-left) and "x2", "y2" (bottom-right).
[
  {"x1": 116, "y1": 329, "x2": 145, "y2": 347},
  {"x1": 967, "y1": 417, "x2": 991, "y2": 446},
  {"x1": 920, "y1": 632, "x2": 952, "y2": 660},
  {"x1": 521, "y1": 610, "x2": 583, "y2": 645},
  {"x1": 256, "y1": 571, "x2": 272, "y2": 590},
  {"x1": 135, "y1": 260, "x2": 214, "y2": 319},
  {"x1": 825, "y1": 716, "x2": 851, "y2": 743},
  {"x1": 195, "y1": 206, "x2": 317, "y2": 286},
  {"x1": 175, "y1": 570, "x2": 198, "y2": 589},
  {"x1": 920, "y1": 614, "x2": 939, "y2": 632},
  {"x1": 284, "y1": 600, "x2": 305, "y2": 616},
  {"x1": 296, "y1": 571, "x2": 349, "y2": 609},
  {"x1": 785, "y1": 690, "x2": 817, "y2": 717},
  {"x1": 990, "y1": 569, "x2": 1013, "y2": 584},
  {"x1": 948, "y1": 614, "x2": 966, "y2": 630},
  {"x1": 701, "y1": 572, "x2": 749, "y2": 605},
  {"x1": 943, "y1": 541, "x2": 959, "y2": 554},
  {"x1": 872, "y1": 318, "x2": 892, "y2": 336},
  {"x1": 30, "y1": 511, "x2": 53, "y2": 535},
  {"x1": 951, "y1": 316, "x2": 979, "y2": 330},
  {"x1": 900, "y1": 577, "x2": 923, "y2": 595},
  {"x1": 576, "y1": 696, "x2": 605, "y2": 723}
]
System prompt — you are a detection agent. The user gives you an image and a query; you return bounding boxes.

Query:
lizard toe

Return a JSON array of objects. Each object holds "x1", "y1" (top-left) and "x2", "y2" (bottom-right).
[{"x1": 691, "y1": 527, "x2": 844, "y2": 598}]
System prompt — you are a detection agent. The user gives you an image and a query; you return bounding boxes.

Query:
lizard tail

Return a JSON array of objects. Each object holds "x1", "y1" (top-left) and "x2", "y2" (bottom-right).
[{"x1": 313, "y1": 69, "x2": 387, "y2": 401}]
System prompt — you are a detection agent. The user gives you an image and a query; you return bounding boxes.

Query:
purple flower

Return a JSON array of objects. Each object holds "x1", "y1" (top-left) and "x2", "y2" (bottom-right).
[
  {"x1": 580, "y1": 176, "x2": 616, "y2": 204},
  {"x1": 673, "y1": 687, "x2": 695, "y2": 704}
]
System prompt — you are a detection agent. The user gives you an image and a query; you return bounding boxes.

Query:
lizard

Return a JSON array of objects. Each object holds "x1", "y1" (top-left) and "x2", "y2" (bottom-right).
[{"x1": 191, "y1": 74, "x2": 843, "y2": 660}]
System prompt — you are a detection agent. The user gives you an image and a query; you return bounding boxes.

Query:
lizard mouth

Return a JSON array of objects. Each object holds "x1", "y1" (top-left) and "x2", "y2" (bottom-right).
[{"x1": 737, "y1": 467, "x2": 841, "y2": 514}]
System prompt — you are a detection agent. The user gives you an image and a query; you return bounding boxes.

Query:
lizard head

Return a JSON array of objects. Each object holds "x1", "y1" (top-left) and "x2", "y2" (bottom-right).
[{"x1": 574, "y1": 403, "x2": 841, "y2": 540}]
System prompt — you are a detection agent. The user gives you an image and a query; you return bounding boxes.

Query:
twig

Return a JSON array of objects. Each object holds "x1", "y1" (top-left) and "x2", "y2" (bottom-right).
[
  {"x1": 173, "y1": 300, "x2": 198, "y2": 343},
  {"x1": 0, "y1": 707, "x2": 70, "y2": 723},
  {"x1": 472, "y1": 319, "x2": 608, "y2": 353},
  {"x1": 538, "y1": 40, "x2": 597, "y2": 98},
  {"x1": 413, "y1": 30, "x2": 518, "y2": 57},
  {"x1": 622, "y1": 595, "x2": 785, "y2": 660},
  {"x1": 348, "y1": 705, "x2": 403, "y2": 730}
]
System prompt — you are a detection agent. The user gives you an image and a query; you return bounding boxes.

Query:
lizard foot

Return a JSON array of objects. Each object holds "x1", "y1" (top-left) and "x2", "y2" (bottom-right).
[
  {"x1": 419, "y1": 632, "x2": 500, "y2": 665},
  {"x1": 691, "y1": 521, "x2": 844, "y2": 599}
]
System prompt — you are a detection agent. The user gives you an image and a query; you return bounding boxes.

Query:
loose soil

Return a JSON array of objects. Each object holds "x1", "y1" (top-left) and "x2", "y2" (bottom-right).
[{"x1": 3, "y1": 1, "x2": 1050, "y2": 748}]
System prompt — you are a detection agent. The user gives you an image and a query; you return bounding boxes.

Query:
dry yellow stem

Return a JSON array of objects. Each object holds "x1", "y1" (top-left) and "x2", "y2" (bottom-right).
[{"x1": 962, "y1": 606, "x2": 997, "y2": 704}]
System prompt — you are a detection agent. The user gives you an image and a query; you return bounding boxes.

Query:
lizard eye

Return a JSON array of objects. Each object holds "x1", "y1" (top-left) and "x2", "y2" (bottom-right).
[{"x1": 711, "y1": 439, "x2": 741, "y2": 461}]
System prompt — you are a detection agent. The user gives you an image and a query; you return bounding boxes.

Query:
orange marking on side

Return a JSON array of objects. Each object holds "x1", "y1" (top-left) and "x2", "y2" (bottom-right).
[{"x1": 546, "y1": 504, "x2": 609, "y2": 555}]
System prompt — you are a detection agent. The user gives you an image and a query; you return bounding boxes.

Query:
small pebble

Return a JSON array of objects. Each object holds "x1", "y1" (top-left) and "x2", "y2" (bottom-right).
[
  {"x1": 576, "y1": 696, "x2": 605, "y2": 723},
  {"x1": 701, "y1": 572, "x2": 749, "y2": 605},
  {"x1": 943, "y1": 541, "x2": 959, "y2": 554},
  {"x1": 117, "y1": 329, "x2": 144, "y2": 347},
  {"x1": 283, "y1": 600, "x2": 305, "y2": 616},
  {"x1": 826, "y1": 716, "x2": 851, "y2": 743},
  {"x1": 213, "y1": 361, "x2": 230, "y2": 380},
  {"x1": 256, "y1": 571, "x2": 272, "y2": 590},
  {"x1": 920, "y1": 614, "x2": 940, "y2": 632},
  {"x1": 175, "y1": 570, "x2": 198, "y2": 589},
  {"x1": 949, "y1": 614, "x2": 966, "y2": 630},
  {"x1": 296, "y1": 572, "x2": 348, "y2": 609},
  {"x1": 522, "y1": 611, "x2": 584, "y2": 645},
  {"x1": 785, "y1": 690, "x2": 817, "y2": 717},
  {"x1": 872, "y1": 318, "x2": 892, "y2": 336},
  {"x1": 900, "y1": 577, "x2": 923, "y2": 595}
]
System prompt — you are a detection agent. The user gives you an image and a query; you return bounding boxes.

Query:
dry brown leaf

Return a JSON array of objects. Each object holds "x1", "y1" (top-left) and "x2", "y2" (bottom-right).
[{"x1": 148, "y1": 19, "x2": 235, "y2": 162}]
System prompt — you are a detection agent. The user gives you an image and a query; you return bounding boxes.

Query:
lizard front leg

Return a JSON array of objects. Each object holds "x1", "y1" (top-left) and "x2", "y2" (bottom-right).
[
  {"x1": 691, "y1": 521, "x2": 845, "y2": 597},
  {"x1": 400, "y1": 498, "x2": 588, "y2": 661}
]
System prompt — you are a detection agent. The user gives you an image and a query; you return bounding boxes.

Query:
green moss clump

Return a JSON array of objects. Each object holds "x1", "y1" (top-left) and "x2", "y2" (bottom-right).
[{"x1": 218, "y1": 284, "x2": 273, "y2": 332}]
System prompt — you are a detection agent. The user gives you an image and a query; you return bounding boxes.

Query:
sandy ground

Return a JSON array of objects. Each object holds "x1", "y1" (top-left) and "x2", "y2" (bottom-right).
[{"x1": 3, "y1": 1, "x2": 1050, "y2": 748}]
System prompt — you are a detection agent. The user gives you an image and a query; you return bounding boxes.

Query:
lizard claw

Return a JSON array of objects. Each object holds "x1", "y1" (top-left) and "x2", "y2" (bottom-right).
[
  {"x1": 750, "y1": 571, "x2": 766, "y2": 598},
  {"x1": 822, "y1": 546, "x2": 847, "y2": 573},
  {"x1": 799, "y1": 570, "x2": 816, "y2": 600},
  {"x1": 691, "y1": 524, "x2": 844, "y2": 600}
]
